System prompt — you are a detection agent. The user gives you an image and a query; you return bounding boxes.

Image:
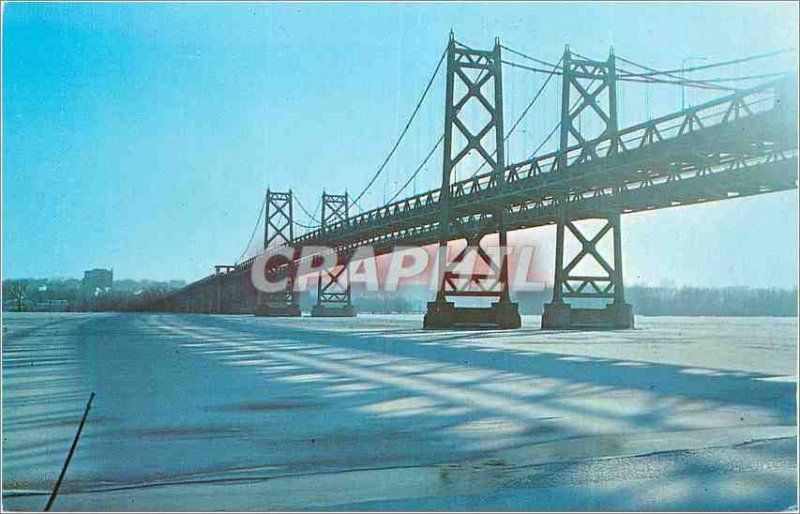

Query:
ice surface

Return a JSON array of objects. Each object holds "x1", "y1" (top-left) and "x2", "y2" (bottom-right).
[{"x1": 1, "y1": 313, "x2": 796, "y2": 511}]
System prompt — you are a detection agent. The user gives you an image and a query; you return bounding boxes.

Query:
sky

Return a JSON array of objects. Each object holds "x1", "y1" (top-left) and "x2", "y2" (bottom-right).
[{"x1": 2, "y1": 1, "x2": 798, "y2": 288}]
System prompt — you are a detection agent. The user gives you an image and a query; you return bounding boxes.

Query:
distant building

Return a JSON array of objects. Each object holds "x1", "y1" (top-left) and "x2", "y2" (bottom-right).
[{"x1": 83, "y1": 268, "x2": 113, "y2": 295}]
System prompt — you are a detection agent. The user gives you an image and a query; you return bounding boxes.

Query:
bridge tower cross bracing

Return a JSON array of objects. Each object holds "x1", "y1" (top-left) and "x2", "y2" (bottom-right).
[
  {"x1": 255, "y1": 189, "x2": 302, "y2": 317},
  {"x1": 542, "y1": 46, "x2": 634, "y2": 330},
  {"x1": 312, "y1": 192, "x2": 357, "y2": 317},
  {"x1": 423, "y1": 34, "x2": 521, "y2": 330}
]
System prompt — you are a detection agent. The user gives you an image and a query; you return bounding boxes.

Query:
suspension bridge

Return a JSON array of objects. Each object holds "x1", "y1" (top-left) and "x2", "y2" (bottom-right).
[{"x1": 149, "y1": 34, "x2": 798, "y2": 330}]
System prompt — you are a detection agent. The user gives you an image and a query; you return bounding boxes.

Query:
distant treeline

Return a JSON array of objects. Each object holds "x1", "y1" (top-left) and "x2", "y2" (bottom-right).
[
  {"x1": 352, "y1": 285, "x2": 798, "y2": 317},
  {"x1": 510, "y1": 286, "x2": 798, "y2": 317},
  {"x1": 351, "y1": 285, "x2": 798, "y2": 317},
  {"x1": 3, "y1": 277, "x2": 797, "y2": 317},
  {"x1": 625, "y1": 285, "x2": 798, "y2": 317},
  {"x1": 2, "y1": 278, "x2": 186, "y2": 312}
]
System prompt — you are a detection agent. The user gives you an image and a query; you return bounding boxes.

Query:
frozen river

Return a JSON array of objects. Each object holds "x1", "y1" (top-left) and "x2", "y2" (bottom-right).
[{"x1": 1, "y1": 312, "x2": 797, "y2": 511}]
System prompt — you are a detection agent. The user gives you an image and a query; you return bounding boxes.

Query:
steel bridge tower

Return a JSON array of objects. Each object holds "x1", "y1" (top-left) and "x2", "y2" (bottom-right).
[
  {"x1": 312, "y1": 192, "x2": 356, "y2": 317},
  {"x1": 541, "y1": 46, "x2": 634, "y2": 329},
  {"x1": 423, "y1": 34, "x2": 521, "y2": 330},
  {"x1": 212, "y1": 264, "x2": 236, "y2": 314},
  {"x1": 255, "y1": 189, "x2": 302, "y2": 317}
]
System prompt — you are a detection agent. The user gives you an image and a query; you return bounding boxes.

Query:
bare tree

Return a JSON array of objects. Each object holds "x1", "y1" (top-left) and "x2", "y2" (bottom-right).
[{"x1": 7, "y1": 281, "x2": 29, "y2": 311}]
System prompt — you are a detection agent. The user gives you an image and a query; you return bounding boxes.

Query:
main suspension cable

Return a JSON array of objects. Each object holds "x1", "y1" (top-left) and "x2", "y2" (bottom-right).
[
  {"x1": 617, "y1": 48, "x2": 795, "y2": 78},
  {"x1": 350, "y1": 44, "x2": 448, "y2": 207},
  {"x1": 235, "y1": 195, "x2": 267, "y2": 264},
  {"x1": 500, "y1": 44, "x2": 562, "y2": 70},
  {"x1": 295, "y1": 220, "x2": 320, "y2": 230},
  {"x1": 501, "y1": 60, "x2": 561, "y2": 75},
  {"x1": 621, "y1": 75, "x2": 739, "y2": 91},
  {"x1": 295, "y1": 195, "x2": 321, "y2": 225},
  {"x1": 470, "y1": 55, "x2": 563, "y2": 177},
  {"x1": 387, "y1": 134, "x2": 444, "y2": 203},
  {"x1": 383, "y1": 38, "x2": 492, "y2": 204},
  {"x1": 504, "y1": 57, "x2": 738, "y2": 92},
  {"x1": 686, "y1": 71, "x2": 792, "y2": 83},
  {"x1": 562, "y1": 48, "x2": 749, "y2": 92},
  {"x1": 616, "y1": 50, "x2": 793, "y2": 91},
  {"x1": 613, "y1": 53, "x2": 743, "y2": 92},
  {"x1": 528, "y1": 75, "x2": 600, "y2": 160}
]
